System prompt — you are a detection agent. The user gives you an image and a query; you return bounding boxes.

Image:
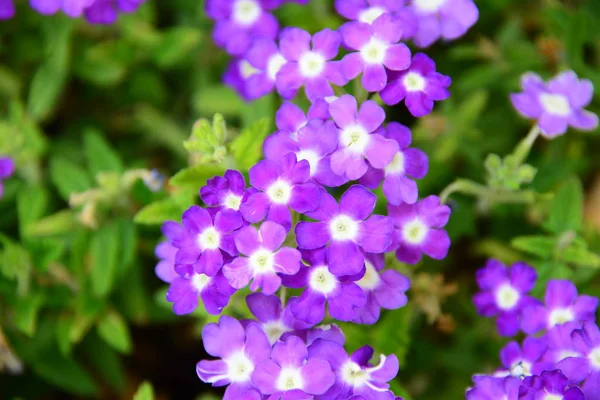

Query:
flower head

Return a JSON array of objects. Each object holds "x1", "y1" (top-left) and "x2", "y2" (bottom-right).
[
  {"x1": 29, "y1": 0, "x2": 146, "y2": 24},
  {"x1": 465, "y1": 375, "x2": 521, "y2": 400},
  {"x1": 243, "y1": 37, "x2": 288, "y2": 100},
  {"x1": 0, "y1": 157, "x2": 15, "y2": 198},
  {"x1": 519, "y1": 370, "x2": 584, "y2": 400},
  {"x1": 201, "y1": 170, "x2": 253, "y2": 214},
  {"x1": 566, "y1": 321, "x2": 600, "y2": 397},
  {"x1": 335, "y1": 0, "x2": 403, "y2": 24},
  {"x1": 0, "y1": 1, "x2": 15, "y2": 20},
  {"x1": 499, "y1": 336, "x2": 546, "y2": 379},
  {"x1": 539, "y1": 322, "x2": 584, "y2": 376},
  {"x1": 223, "y1": 59, "x2": 261, "y2": 101},
  {"x1": 154, "y1": 241, "x2": 178, "y2": 283},
  {"x1": 166, "y1": 271, "x2": 235, "y2": 315}
]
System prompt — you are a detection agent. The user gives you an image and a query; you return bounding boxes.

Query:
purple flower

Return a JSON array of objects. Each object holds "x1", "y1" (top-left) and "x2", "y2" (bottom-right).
[
  {"x1": 251, "y1": 335, "x2": 336, "y2": 398},
  {"x1": 499, "y1": 337, "x2": 546, "y2": 379},
  {"x1": 519, "y1": 370, "x2": 584, "y2": 400},
  {"x1": 0, "y1": 157, "x2": 15, "y2": 198},
  {"x1": 308, "y1": 339, "x2": 399, "y2": 400},
  {"x1": 264, "y1": 120, "x2": 347, "y2": 187},
  {"x1": 340, "y1": 14, "x2": 412, "y2": 92},
  {"x1": 246, "y1": 293, "x2": 312, "y2": 344},
  {"x1": 30, "y1": 0, "x2": 145, "y2": 24},
  {"x1": 206, "y1": 0, "x2": 279, "y2": 56},
  {"x1": 539, "y1": 322, "x2": 584, "y2": 376},
  {"x1": 472, "y1": 260, "x2": 539, "y2": 337},
  {"x1": 388, "y1": 195, "x2": 451, "y2": 264},
  {"x1": 166, "y1": 270, "x2": 235, "y2": 315},
  {"x1": 197, "y1": 316, "x2": 271, "y2": 400},
  {"x1": 201, "y1": 170, "x2": 253, "y2": 214},
  {"x1": 222, "y1": 221, "x2": 301, "y2": 294},
  {"x1": 240, "y1": 153, "x2": 322, "y2": 231},
  {"x1": 329, "y1": 95, "x2": 399, "y2": 180},
  {"x1": 0, "y1": 1, "x2": 15, "y2": 19},
  {"x1": 305, "y1": 324, "x2": 346, "y2": 346},
  {"x1": 282, "y1": 247, "x2": 367, "y2": 324},
  {"x1": 335, "y1": 0, "x2": 403, "y2": 24},
  {"x1": 465, "y1": 375, "x2": 521, "y2": 400},
  {"x1": 358, "y1": 122, "x2": 429, "y2": 205},
  {"x1": 276, "y1": 28, "x2": 347, "y2": 101},
  {"x1": 295, "y1": 185, "x2": 393, "y2": 276},
  {"x1": 568, "y1": 322, "x2": 600, "y2": 398},
  {"x1": 167, "y1": 207, "x2": 242, "y2": 277},
  {"x1": 521, "y1": 279, "x2": 598, "y2": 335},
  {"x1": 353, "y1": 254, "x2": 410, "y2": 325},
  {"x1": 272, "y1": 101, "x2": 327, "y2": 139},
  {"x1": 223, "y1": 58, "x2": 261, "y2": 100},
  {"x1": 408, "y1": 0, "x2": 479, "y2": 48},
  {"x1": 243, "y1": 37, "x2": 288, "y2": 100},
  {"x1": 154, "y1": 241, "x2": 178, "y2": 283},
  {"x1": 380, "y1": 53, "x2": 451, "y2": 117},
  {"x1": 510, "y1": 71, "x2": 598, "y2": 138}
]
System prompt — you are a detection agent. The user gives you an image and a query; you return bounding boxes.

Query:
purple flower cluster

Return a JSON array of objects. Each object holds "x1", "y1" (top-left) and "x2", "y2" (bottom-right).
[
  {"x1": 468, "y1": 260, "x2": 599, "y2": 399},
  {"x1": 1, "y1": 0, "x2": 145, "y2": 23},
  {"x1": 0, "y1": 156, "x2": 15, "y2": 198}
]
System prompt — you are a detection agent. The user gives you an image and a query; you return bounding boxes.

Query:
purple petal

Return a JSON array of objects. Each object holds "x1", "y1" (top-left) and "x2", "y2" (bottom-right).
[
  {"x1": 362, "y1": 63, "x2": 388, "y2": 92},
  {"x1": 358, "y1": 100, "x2": 386, "y2": 132},
  {"x1": 246, "y1": 293, "x2": 282, "y2": 322},
  {"x1": 312, "y1": 28, "x2": 341, "y2": 60},
  {"x1": 365, "y1": 134, "x2": 399, "y2": 169},
  {"x1": 300, "y1": 358, "x2": 336, "y2": 395},
  {"x1": 234, "y1": 225, "x2": 261, "y2": 256},
  {"x1": 330, "y1": 95, "x2": 358, "y2": 129},
  {"x1": 292, "y1": 291, "x2": 327, "y2": 324},
  {"x1": 182, "y1": 206, "x2": 212, "y2": 234},
  {"x1": 545, "y1": 280, "x2": 578, "y2": 308},
  {"x1": 279, "y1": 27, "x2": 311, "y2": 62},
  {"x1": 215, "y1": 210, "x2": 243, "y2": 233},
  {"x1": 421, "y1": 229, "x2": 451, "y2": 260},
  {"x1": 276, "y1": 63, "x2": 303, "y2": 100},
  {"x1": 384, "y1": 43, "x2": 411, "y2": 71},
  {"x1": 341, "y1": 53, "x2": 365, "y2": 81},
  {"x1": 259, "y1": 221, "x2": 287, "y2": 251},
  {"x1": 372, "y1": 12, "x2": 402, "y2": 43},
  {"x1": 358, "y1": 215, "x2": 393, "y2": 253},
  {"x1": 274, "y1": 247, "x2": 302, "y2": 275},
  {"x1": 296, "y1": 222, "x2": 330, "y2": 249},
  {"x1": 202, "y1": 316, "x2": 245, "y2": 358},
  {"x1": 339, "y1": 21, "x2": 371, "y2": 50},
  {"x1": 373, "y1": 270, "x2": 410, "y2": 309},
  {"x1": 271, "y1": 335, "x2": 308, "y2": 367},
  {"x1": 328, "y1": 241, "x2": 365, "y2": 276},
  {"x1": 239, "y1": 192, "x2": 270, "y2": 224},
  {"x1": 222, "y1": 258, "x2": 253, "y2": 289},
  {"x1": 328, "y1": 283, "x2": 366, "y2": 321},
  {"x1": 339, "y1": 184, "x2": 376, "y2": 221},
  {"x1": 276, "y1": 102, "x2": 307, "y2": 133}
]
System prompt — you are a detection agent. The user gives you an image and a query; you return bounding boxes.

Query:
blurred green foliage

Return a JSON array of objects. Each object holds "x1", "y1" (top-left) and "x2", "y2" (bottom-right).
[{"x1": 0, "y1": 0, "x2": 599, "y2": 399}]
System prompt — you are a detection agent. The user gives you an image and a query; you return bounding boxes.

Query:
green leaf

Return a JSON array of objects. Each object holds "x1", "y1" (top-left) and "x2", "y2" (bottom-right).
[
  {"x1": 25, "y1": 210, "x2": 77, "y2": 237},
  {"x1": 134, "y1": 190, "x2": 195, "y2": 225},
  {"x1": 17, "y1": 185, "x2": 48, "y2": 234},
  {"x1": 83, "y1": 128, "x2": 124, "y2": 177},
  {"x1": 49, "y1": 157, "x2": 92, "y2": 201},
  {"x1": 230, "y1": 118, "x2": 270, "y2": 170},
  {"x1": 193, "y1": 86, "x2": 245, "y2": 117},
  {"x1": 90, "y1": 222, "x2": 120, "y2": 297},
  {"x1": 14, "y1": 293, "x2": 45, "y2": 336},
  {"x1": 511, "y1": 235, "x2": 556, "y2": 258},
  {"x1": 56, "y1": 315, "x2": 75, "y2": 356},
  {"x1": 169, "y1": 164, "x2": 225, "y2": 189},
  {"x1": 133, "y1": 381, "x2": 155, "y2": 400},
  {"x1": 544, "y1": 177, "x2": 584, "y2": 234},
  {"x1": 0, "y1": 235, "x2": 32, "y2": 295},
  {"x1": 97, "y1": 311, "x2": 132, "y2": 354},
  {"x1": 152, "y1": 27, "x2": 202, "y2": 68},
  {"x1": 83, "y1": 333, "x2": 126, "y2": 392},
  {"x1": 562, "y1": 239, "x2": 600, "y2": 268},
  {"x1": 32, "y1": 348, "x2": 97, "y2": 395}
]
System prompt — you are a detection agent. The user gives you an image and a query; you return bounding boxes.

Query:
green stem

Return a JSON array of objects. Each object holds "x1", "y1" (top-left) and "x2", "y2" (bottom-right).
[
  {"x1": 353, "y1": 79, "x2": 369, "y2": 104},
  {"x1": 279, "y1": 287, "x2": 287, "y2": 307},
  {"x1": 511, "y1": 124, "x2": 541, "y2": 166},
  {"x1": 439, "y1": 178, "x2": 551, "y2": 205}
]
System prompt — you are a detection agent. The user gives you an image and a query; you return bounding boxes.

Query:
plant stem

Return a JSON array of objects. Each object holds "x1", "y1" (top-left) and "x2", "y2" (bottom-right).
[
  {"x1": 439, "y1": 178, "x2": 551, "y2": 205},
  {"x1": 511, "y1": 124, "x2": 541, "y2": 166}
]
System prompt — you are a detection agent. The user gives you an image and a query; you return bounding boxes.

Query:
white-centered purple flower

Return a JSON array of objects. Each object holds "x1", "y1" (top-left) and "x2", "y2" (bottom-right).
[
  {"x1": 201, "y1": 170, "x2": 254, "y2": 215},
  {"x1": 166, "y1": 270, "x2": 235, "y2": 315},
  {"x1": 282, "y1": 248, "x2": 367, "y2": 324},
  {"x1": 519, "y1": 370, "x2": 584, "y2": 400},
  {"x1": 335, "y1": 0, "x2": 402, "y2": 24},
  {"x1": 510, "y1": 71, "x2": 599, "y2": 138},
  {"x1": 408, "y1": 0, "x2": 479, "y2": 48},
  {"x1": 197, "y1": 316, "x2": 271, "y2": 400},
  {"x1": 272, "y1": 101, "x2": 329, "y2": 140},
  {"x1": 27, "y1": 0, "x2": 145, "y2": 24},
  {"x1": 539, "y1": 322, "x2": 585, "y2": 377},
  {"x1": 308, "y1": 339, "x2": 399, "y2": 400},
  {"x1": 0, "y1": 1, "x2": 15, "y2": 19},
  {"x1": 353, "y1": 254, "x2": 410, "y2": 325},
  {"x1": 0, "y1": 156, "x2": 15, "y2": 198},
  {"x1": 388, "y1": 195, "x2": 451, "y2": 264},
  {"x1": 358, "y1": 122, "x2": 429, "y2": 206},
  {"x1": 295, "y1": 185, "x2": 393, "y2": 276},
  {"x1": 568, "y1": 322, "x2": 600, "y2": 398},
  {"x1": 465, "y1": 375, "x2": 521, "y2": 400},
  {"x1": 498, "y1": 337, "x2": 546, "y2": 379},
  {"x1": 472, "y1": 259, "x2": 539, "y2": 337},
  {"x1": 329, "y1": 95, "x2": 399, "y2": 180},
  {"x1": 276, "y1": 27, "x2": 347, "y2": 101},
  {"x1": 223, "y1": 58, "x2": 262, "y2": 101},
  {"x1": 240, "y1": 153, "x2": 322, "y2": 231},
  {"x1": 243, "y1": 37, "x2": 288, "y2": 100},
  {"x1": 380, "y1": 53, "x2": 451, "y2": 117},
  {"x1": 222, "y1": 221, "x2": 301, "y2": 294},
  {"x1": 264, "y1": 119, "x2": 347, "y2": 187},
  {"x1": 206, "y1": 0, "x2": 279, "y2": 56},
  {"x1": 251, "y1": 335, "x2": 336, "y2": 398},
  {"x1": 521, "y1": 279, "x2": 598, "y2": 335},
  {"x1": 340, "y1": 14, "x2": 412, "y2": 92},
  {"x1": 154, "y1": 241, "x2": 178, "y2": 283},
  {"x1": 305, "y1": 324, "x2": 346, "y2": 346},
  {"x1": 245, "y1": 293, "x2": 312, "y2": 344}
]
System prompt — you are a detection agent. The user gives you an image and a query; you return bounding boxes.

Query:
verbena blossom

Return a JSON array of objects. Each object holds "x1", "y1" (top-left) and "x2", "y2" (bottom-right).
[
  {"x1": 521, "y1": 279, "x2": 598, "y2": 335},
  {"x1": 569, "y1": 321, "x2": 600, "y2": 398},
  {"x1": 201, "y1": 169, "x2": 253, "y2": 215},
  {"x1": 380, "y1": 53, "x2": 451, "y2": 117},
  {"x1": 296, "y1": 185, "x2": 393, "y2": 276},
  {"x1": 498, "y1": 336, "x2": 546, "y2": 379},
  {"x1": 408, "y1": 0, "x2": 479, "y2": 48},
  {"x1": 359, "y1": 122, "x2": 428, "y2": 206},
  {"x1": 3, "y1": 0, "x2": 146, "y2": 23},
  {"x1": 329, "y1": 95, "x2": 399, "y2": 180},
  {"x1": 339, "y1": 13, "x2": 411, "y2": 92},
  {"x1": 154, "y1": 241, "x2": 178, "y2": 283},
  {"x1": 223, "y1": 59, "x2": 260, "y2": 101},
  {"x1": 510, "y1": 71, "x2": 599, "y2": 137},
  {"x1": 334, "y1": 0, "x2": 403, "y2": 25},
  {"x1": 0, "y1": 156, "x2": 15, "y2": 198},
  {"x1": 223, "y1": 221, "x2": 301, "y2": 294},
  {"x1": 540, "y1": 322, "x2": 584, "y2": 374},
  {"x1": 519, "y1": 370, "x2": 584, "y2": 400},
  {"x1": 472, "y1": 259, "x2": 539, "y2": 337},
  {"x1": 466, "y1": 375, "x2": 521, "y2": 400},
  {"x1": 272, "y1": 102, "x2": 326, "y2": 139},
  {"x1": 244, "y1": 37, "x2": 288, "y2": 100},
  {"x1": 166, "y1": 270, "x2": 235, "y2": 315},
  {"x1": 388, "y1": 195, "x2": 451, "y2": 264}
]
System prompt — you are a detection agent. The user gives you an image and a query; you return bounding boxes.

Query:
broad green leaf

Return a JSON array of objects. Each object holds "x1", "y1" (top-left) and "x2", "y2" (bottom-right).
[
  {"x1": 32, "y1": 347, "x2": 97, "y2": 396},
  {"x1": 49, "y1": 157, "x2": 92, "y2": 201},
  {"x1": 14, "y1": 293, "x2": 45, "y2": 336},
  {"x1": 25, "y1": 210, "x2": 77, "y2": 237},
  {"x1": 117, "y1": 218, "x2": 137, "y2": 270},
  {"x1": 230, "y1": 118, "x2": 270, "y2": 170},
  {"x1": 97, "y1": 311, "x2": 132, "y2": 354},
  {"x1": 70, "y1": 292, "x2": 105, "y2": 344},
  {"x1": 152, "y1": 27, "x2": 202, "y2": 68},
  {"x1": 562, "y1": 240, "x2": 600, "y2": 268},
  {"x1": 0, "y1": 235, "x2": 32, "y2": 295},
  {"x1": 17, "y1": 185, "x2": 48, "y2": 233},
  {"x1": 83, "y1": 128, "x2": 124, "y2": 176},
  {"x1": 133, "y1": 381, "x2": 155, "y2": 400},
  {"x1": 135, "y1": 198, "x2": 186, "y2": 225},
  {"x1": 56, "y1": 315, "x2": 75, "y2": 356},
  {"x1": 169, "y1": 164, "x2": 225, "y2": 189},
  {"x1": 90, "y1": 222, "x2": 120, "y2": 297},
  {"x1": 511, "y1": 235, "x2": 556, "y2": 258},
  {"x1": 544, "y1": 177, "x2": 583, "y2": 234}
]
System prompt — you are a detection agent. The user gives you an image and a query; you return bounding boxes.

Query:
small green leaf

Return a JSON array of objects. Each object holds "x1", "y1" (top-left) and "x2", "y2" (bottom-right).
[
  {"x1": 14, "y1": 293, "x2": 45, "y2": 336},
  {"x1": 133, "y1": 381, "x2": 155, "y2": 400},
  {"x1": 511, "y1": 235, "x2": 556, "y2": 258},
  {"x1": 544, "y1": 177, "x2": 583, "y2": 234},
  {"x1": 90, "y1": 222, "x2": 120, "y2": 297},
  {"x1": 135, "y1": 198, "x2": 187, "y2": 225},
  {"x1": 17, "y1": 185, "x2": 48, "y2": 233},
  {"x1": 97, "y1": 311, "x2": 132, "y2": 354},
  {"x1": 49, "y1": 157, "x2": 92, "y2": 201},
  {"x1": 169, "y1": 164, "x2": 225, "y2": 189},
  {"x1": 25, "y1": 210, "x2": 77, "y2": 237},
  {"x1": 83, "y1": 128, "x2": 124, "y2": 177},
  {"x1": 152, "y1": 27, "x2": 202, "y2": 68},
  {"x1": 230, "y1": 118, "x2": 270, "y2": 170},
  {"x1": 562, "y1": 240, "x2": 600, "y2": 268}
]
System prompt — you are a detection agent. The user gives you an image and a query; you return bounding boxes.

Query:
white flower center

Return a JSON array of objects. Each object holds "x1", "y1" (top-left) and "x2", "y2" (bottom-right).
[
  {"x1": 589, "y1": 348, "x2": 600, "y2": 369},
  {"x1": 240, "y1": 60, "x2": 260, "y2": 79},
  {"x1": 197, "y1": 227, "x2": 221, "y2": 250},
  {"x1": 403, "y1": 72, "x2": 426, "y2": 92},
  {"x1": 299, "y1": 52, "x2": 326, "y2": 78},
  {"x1": 262, "y1": 320, "x2": 290, "y2": 345},
  {"x1": 276, "y1": 367, "x2": 304, "y2": 391},
  {"x1": 267, "y1": 180, "x2": 292, "y2": 204},
  {"x1": 296, "y1": 149, "x2": 320, "y2": 176},
  {"x1": 413, "y1": 0, "x2": 447, "y2": 12},
  {"x1": 360, "y1": 39, "x2": 388, "y2": 64},
  {"x1": 356, "y1": 260, "x2": 381, "y2": 291},
  {"x1": 549, "y1": 308, "x2": 574, "y2": 327},
  {"x1": 232, "y1": 0, "x2": 261, "y2": 26},
  {"x1": 385, "y1": 152, "x2": 405, "y2": 175},
  {"x1": 192, "y1": 273, "x2": 211, "y2": 292},
  {"x1": 358, "y1": 7, "x2": 385, "y2": 24},
  {"x1": 341, "y1": 361, "x2": 370, "y2": 387},
  {"x1": 402, "y1": 219, "x2": 428, "y2": 244},
  {"x1": 249, "y1": 248, "x2": 275, "y2": 274},
  {"x1": 223, "y1": 193, "x2": 243, "y2": 211},
  {"x1": 509, "y1": 361, "x2": 531, "y2": 378},
  {"x1": 329, "y1": 215, "x2": 359, "y2": 241},
  {"x1": 495, "y1": 284, "x2": 520, "y2": 310},
  {"x1": 543, "y1": 395, "x2": 562, "y2": 400},
  {"x1": 226, "y1": 351, "x2": 254, "y2": 383},
  {"x1": 559, "y1": 351, "x2": 580, "y2": 362},
  {"x1": 341, "y1": 124, "x2": 370, "y2": 153},
  {"x1": 309, "y1": 266, "x2": 338, "y2": 295},
  {"x1": 540, "y1": 93, "x2": 571, "y2": 117},
  {"x1": 267, "y1": 53, "x2": 287, "y2": 81}
]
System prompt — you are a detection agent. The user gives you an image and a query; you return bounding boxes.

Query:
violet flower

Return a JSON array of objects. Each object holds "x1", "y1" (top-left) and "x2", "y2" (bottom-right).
[
  {"x1": 295, "y1": 185, "x2": 393, "y2": 276},
  {"x1": 272, "y1": 101, "x2": 327, "y2": 139},
  {"x1": 305, "y1": 324, "x2": 346, "y2": 346},
  {"x1": 244, "y1": 37, "x2": 288, "y2": 100},
  {"x1": 0, "y1": 157, "x2": 15, "y2": 198},
  {"x1": 329, "y1": 95, "x2": 399, "y2": 180},
  {"x1": 510, "y1": 71, "x2": 598, "y2": 138},
  {"x1": 568, "y1": 321, "x2": 600, "y2": 397},
  {"x1": 539, "y1": 322, "x2": 584, "y2": 377},
  {"x1": 340, "y1": 14, "x2": 412, "y2": 92},
  {"x1": 335, "y1": 0, "x2": 403, "y2": 25},
  {"x1": 388, "y1": 195, "x2": 451, "y2": 264},
  {"x1": 154, "y1": 241, "x2": 178, "y2": 283},
  {"x1": 0, "y1": 1, "x2": 14, "y2": 19},
  {"x1": 499, "y1": 336, "x2": 546, "y2": 379},
  {"x1": 465, "y1": 375, "x2": 521, "y2": 400},
  {"x1": 223, "y1": 58, "x2": 261, "y2": 101},
  {"x1": 200, "y1": 170, "x2": 253, "y2": 215},
  {"x1": 222, "y1": 221, "x2": 301, "y2": 294},
  {"x1": 29, "y1": 0, "x2": 146, "y2": 24},
  {"x1": 380, "y1": 53, "x2": 451, "y2": 117},
  {"x1": 519, "y1": 370, "x2": 584, "y2": 400},
  {"x1": 166, "y1": 271, "x2": 235, "y2": 315}
]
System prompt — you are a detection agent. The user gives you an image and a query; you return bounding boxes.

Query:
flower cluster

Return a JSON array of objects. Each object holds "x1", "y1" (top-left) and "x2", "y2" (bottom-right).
[
  {"x1": 468, "y1": 259, "x2": 599, "y2": 399},
  {"x1": 0, "y1": 0, "x2": 146, "y2": 23},
  {"x1": 0, "y1": 156, "x2": 15, "y2": 198}
]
